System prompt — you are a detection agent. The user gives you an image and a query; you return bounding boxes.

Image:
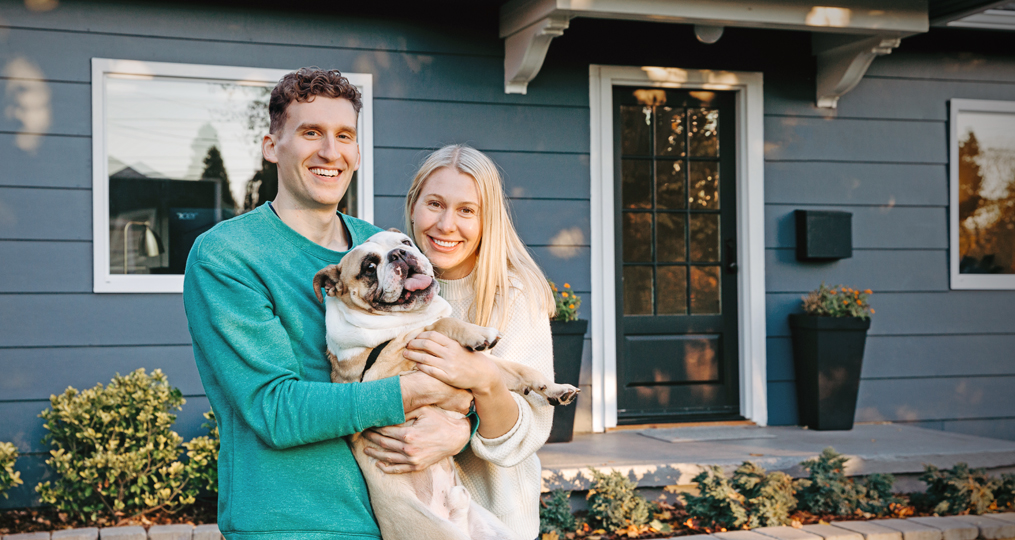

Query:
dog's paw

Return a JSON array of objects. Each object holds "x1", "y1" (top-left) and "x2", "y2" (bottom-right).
[
  {"x1": 544, "y1": 384, "x2": 580, "y2": 406},
  {"x1": 462, "y1": 326, "x2": 502, "y2": 352}
]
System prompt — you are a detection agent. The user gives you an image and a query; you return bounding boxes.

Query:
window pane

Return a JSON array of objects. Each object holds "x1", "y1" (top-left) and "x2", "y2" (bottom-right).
[
  {"x1": 956, "y1": 112, "x2": 1015, "y2": 275},
  {"x1": 622, "y1": 159, "x2": 652, "y2": 209},
  {"x1": 620, "y1": 105, "x2": 651, "y2": 156},
  {"x1": 656, "y1": 160, "x2": 685, "y2": 210},
  {"x1": 623, "y1": 213, "x2": 653, "y2": 262},
  {"x1": 655, "y1": 107, "x2": 685, "y2": 157},
  {"x1": 657, "y1": 266, "x2": 688, "y2": 315},
  {"x1": 106, "y1": 75, "x2": 271, "y2": 275},
  {"x1": 656, "y1": 213, "x2": 686, "y2": 263},
  {"x1": 624, "y1": 266, "x2": 654, "y2": 315},
  {"x1": 689, "y1": 214, "x2": 720, "y2": 262},
  {"x1": 690, "y1": 266, "x2": 721, "y2": 314},
  {"x1": 688, "y1": 108, "x2": 719, "y2": 157},
  {"x1": 688, "y1": 161, "x2": 719, "y2": 209}
]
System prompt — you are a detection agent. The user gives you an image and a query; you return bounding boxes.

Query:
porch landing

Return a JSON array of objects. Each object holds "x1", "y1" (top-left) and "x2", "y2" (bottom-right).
[{"x1": 537, "y1": 424, "x2": 1015, "y2": 492}]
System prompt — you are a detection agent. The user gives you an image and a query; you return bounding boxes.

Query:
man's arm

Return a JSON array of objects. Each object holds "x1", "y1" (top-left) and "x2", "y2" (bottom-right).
[{"x1": 185, "y1": 259, "x2": 409, "y2": 448}]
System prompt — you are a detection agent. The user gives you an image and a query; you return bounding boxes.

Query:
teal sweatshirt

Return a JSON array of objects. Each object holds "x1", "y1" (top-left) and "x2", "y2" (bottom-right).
[{"x1": 183, "y1": 204, "x2": 404, "y2": 539}]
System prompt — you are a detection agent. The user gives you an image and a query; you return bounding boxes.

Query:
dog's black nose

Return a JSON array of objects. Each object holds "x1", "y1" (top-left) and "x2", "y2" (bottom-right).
[{"x1": 388, "y1": 249, "x2": 408, "y2": 263}]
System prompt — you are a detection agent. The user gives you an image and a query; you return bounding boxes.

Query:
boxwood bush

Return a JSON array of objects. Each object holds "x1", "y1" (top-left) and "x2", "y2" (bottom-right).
[
  {"x1": 35, "y1": 369, "x2": 205, "y2": 522},
  {"x1": 0, "y1": 441, "x2": 22, "y2": 498}
]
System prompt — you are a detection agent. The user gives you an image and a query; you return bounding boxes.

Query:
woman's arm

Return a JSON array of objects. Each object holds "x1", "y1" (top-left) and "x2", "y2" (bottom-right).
[
  {"x1": 405, "y1": 286, "x2": 555, "y2": 466},
  {"x1": 403, "y1": 331, "x2": 521, "y2": 438}
]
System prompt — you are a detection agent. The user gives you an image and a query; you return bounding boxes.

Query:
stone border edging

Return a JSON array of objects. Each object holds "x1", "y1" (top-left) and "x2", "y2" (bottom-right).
[
  {"x1": 3, "y1": 513, "x2": 1014, "y2": 540},
  {"x1": 1, "y1": 523, "x2": 222, "y2": 540},
  {"x1": 665, "y1": 513, "x2": 1015, "y2": 540}
]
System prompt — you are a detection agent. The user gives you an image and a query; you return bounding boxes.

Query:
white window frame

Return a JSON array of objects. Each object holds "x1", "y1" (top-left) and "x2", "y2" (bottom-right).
[
  {"x1": 91, "y1": 58, "x2": 374, "y2": 293},
  {"x1": 949, "y1": 98, "x2": 1015, "y2": 290},
  {"x1": 588, "y1": 65, "x2": 767, "y2": 431}
]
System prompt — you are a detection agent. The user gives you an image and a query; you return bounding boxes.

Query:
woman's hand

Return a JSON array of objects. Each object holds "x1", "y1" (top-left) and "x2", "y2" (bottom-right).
[
  {"x1": 404, "y1": 330, "x2": 504, "y2": 394},
  {"x1": 361, "y1": 406, "x2": 472, "y2": 473}
]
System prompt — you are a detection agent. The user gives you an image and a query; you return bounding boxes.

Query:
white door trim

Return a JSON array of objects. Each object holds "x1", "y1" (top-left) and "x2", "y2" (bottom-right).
[{"x1": 588, "y1": 65, "x2": 767, "y2": 431}]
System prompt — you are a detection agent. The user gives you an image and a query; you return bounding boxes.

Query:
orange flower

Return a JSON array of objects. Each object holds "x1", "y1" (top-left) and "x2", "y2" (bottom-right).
[
  {"x1": 864, "y1": 289, "x2": 872, "y2": 294},
  {"x1": 871, "y1": 309, "x2": 875, "y2": 314},
  {"x1": 843, "y1": 300, "x2": 849, "y2": 304},
  {"x1": 830, "y1": 290, "x2": 837, "y2": 295},
  {"x1": 569, "y1": 304, "x2": 575, "y2": 309},
  {"x1": 564, "y1": 283, "x2": 571, "y2": 288},
  {"x1": 562, "y1": 292, "x2": 569, "y2": 298}
]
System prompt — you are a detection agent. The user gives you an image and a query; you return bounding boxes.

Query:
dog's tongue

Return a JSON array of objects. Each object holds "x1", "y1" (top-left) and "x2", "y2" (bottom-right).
[{"x1": 403, "y1": 274, "x2": 433, "y2": 292}]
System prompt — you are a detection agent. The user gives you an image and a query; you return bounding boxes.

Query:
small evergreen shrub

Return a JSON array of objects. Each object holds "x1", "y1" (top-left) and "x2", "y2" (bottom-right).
[
  {"x1": 539, "y1": 489, "x2": 576, "y2": 536},
  {"x1": 916, "y1": 463, "x2": 998, "y2": 515},
  {"x1": 0, "y1": 441, "x2": 23, "y2": 498},
  {"x1": 996, "y1": 473, "x2": 1015, "y2": 510},
  {"x1": 586, "y1": 467, "x2": 653, "y2": 532},
  {"x1": 182, "y1": 410, "x2": 219, "y2": 495},
  {"x1": 797, "y1": 447, "x2": 901, "y2": 517},
  {"x1": 36, "y1": 369, "x2": 202, "y2": 522},
  {"x1": 683, "y1": 462, "x2": 798, "y2": 530}
]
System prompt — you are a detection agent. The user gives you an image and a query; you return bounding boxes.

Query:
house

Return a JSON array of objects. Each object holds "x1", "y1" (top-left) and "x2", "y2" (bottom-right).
[{"x1": 2, "y1": 0, "x2": 1014, "y2": 508}]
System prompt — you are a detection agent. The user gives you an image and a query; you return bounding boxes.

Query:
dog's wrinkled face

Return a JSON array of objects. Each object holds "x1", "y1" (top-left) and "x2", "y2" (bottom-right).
[{"x1": 314, "y1": 229, "x2": 438, "y2": 313}]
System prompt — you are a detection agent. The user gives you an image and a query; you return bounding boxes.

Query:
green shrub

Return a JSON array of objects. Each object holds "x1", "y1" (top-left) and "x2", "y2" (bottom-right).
[
  {"x1": 996, "y1": 473, "x2": 1015, "y2": 510},
  {"x1": 36, "y1": 369, "x2": 201, "y2": 522},
  {"x1": 586, "y1": 467, "x2": 653, "y2": 532},
  {"x1": 683, "y1": 462, "x2": 798, "y2": 530},
  {"x1": 0, "y1": 441, "x2": 23, "y2": 498},
  {"x1": 796, "y1": 447, "x2": 901, "y2": 517},
  {"x1": 182, "y1": 410, "x2": 219, "y2": 495},
  {"x1": 916, "y1": 463, "x2": 998, "y2": 515},
  {"x1": 539, "y1": 489, "x2": 576, "y2": 536}
]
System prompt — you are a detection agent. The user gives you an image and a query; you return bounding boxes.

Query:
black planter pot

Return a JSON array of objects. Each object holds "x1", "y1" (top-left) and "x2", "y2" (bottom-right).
[
  {"x1": 546, "y1": 319, "x2": 588, "y2": 443},
  {"x1": 788, "y1": 314, "x2": 871, "y2": 431}
]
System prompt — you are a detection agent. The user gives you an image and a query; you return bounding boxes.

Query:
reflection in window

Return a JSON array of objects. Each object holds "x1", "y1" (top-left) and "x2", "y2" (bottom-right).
[
  {"x1": 957, "y1": 112, "x2": 1015, "y2": 275},
  {"x1": 106, "y1": 75, "x2": 357, "y2": 275}
]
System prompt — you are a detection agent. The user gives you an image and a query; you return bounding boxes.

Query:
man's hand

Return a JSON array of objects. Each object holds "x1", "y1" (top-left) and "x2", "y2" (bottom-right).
[
  {"x1": 361, "y1": 407, "x2": 472, "y2": 473},
  {"x1": 399, "y1": 370, "x2": 472, "y2": 415}
]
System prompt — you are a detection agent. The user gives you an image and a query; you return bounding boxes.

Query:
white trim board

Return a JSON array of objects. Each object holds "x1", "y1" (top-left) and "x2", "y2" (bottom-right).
[
  {"x1": 588, "y1": 65, "x2": 767, "y2": 431},
  {"x1": 949, "y1": 98, "x2": 1015, "y2": 290},
  {"x1": 91, "y1": 59, "x2": 373, "y2": 293}
]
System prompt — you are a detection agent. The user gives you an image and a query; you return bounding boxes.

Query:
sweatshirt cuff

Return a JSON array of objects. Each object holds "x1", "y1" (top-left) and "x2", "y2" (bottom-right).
[
  {"x1": 353, "y1": 376, "x2": 406, "y2": 430},
  {"x1": 474, "y1": 392, "x2": 525, "y2": 446}
]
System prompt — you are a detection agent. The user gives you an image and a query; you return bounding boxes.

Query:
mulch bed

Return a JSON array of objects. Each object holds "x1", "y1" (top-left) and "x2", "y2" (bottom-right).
[
  {"x1": 0, "y1": 499, "x2": 217, "y2": 535},
  {"x1": 544, "y1": 495, "x2": 937, "y2": 540}
]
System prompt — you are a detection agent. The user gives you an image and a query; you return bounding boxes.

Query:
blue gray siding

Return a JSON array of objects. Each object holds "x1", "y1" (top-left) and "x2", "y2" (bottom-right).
[{"x1": 763, "y1": 45, "x2": 1015, "y2": 436}]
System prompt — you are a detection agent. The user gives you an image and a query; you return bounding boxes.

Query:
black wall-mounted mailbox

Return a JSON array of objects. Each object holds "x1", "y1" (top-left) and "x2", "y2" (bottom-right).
[{"x1": 795, "y1": 210, "x2": 852, "y2": 261}]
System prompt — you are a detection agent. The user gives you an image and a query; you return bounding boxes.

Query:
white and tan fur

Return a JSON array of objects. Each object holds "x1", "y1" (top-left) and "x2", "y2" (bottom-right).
[{"x1": 313, "y1": 229, "x2": 578, "y2": 540}]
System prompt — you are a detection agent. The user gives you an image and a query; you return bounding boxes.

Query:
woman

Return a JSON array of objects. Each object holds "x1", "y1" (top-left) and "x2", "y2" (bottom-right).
[{"x1": 402, "y1": 144, "x2": 556, "y2": 540}]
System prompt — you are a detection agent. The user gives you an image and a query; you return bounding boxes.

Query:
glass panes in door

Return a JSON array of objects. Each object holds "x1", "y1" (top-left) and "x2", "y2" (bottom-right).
[{"x1": 620, "y1": 101, "x2": 722, "y2": 316}]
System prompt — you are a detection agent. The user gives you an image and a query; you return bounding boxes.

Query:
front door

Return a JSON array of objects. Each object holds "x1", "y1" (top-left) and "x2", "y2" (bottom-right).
[{"x1": 614, "y1": 87, "x2": 741, "y2": 425}]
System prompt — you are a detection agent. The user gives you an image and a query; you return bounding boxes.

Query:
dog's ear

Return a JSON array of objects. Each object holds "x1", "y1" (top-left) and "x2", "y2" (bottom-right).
[
  {"x1": 386, "y1": 227, "x2": 404, "y2": 234},
  {"x1": 313, "y1": 264, "x2": 345, "y2": 303}
]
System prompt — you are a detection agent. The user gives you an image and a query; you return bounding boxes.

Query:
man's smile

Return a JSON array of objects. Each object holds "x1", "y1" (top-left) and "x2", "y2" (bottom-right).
[{"x1": 309, "y1": 167, "x2": 340, "y2": 178}]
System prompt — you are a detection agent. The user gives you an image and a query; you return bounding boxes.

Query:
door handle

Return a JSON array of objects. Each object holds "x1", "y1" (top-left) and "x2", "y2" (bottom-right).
[{"x1": 725, "y1": 238, "x2": 738, "y2": 274}]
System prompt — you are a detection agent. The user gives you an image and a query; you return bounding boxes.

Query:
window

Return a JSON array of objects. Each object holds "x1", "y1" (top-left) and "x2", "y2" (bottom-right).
[
  {"x1": 950, "y1": 99, "x2": 1015, "y2": 289},
  {"x1": 91, "y1": 59, "x2": 374, "y2": 293}
]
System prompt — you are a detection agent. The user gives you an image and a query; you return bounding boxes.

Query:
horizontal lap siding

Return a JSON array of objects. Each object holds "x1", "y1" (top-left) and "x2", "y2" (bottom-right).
[
  {"x1": 764, "y1": 49, "x2": 1015, "y2": 437},
  {"x1": 0, "y1": 3, "x2": 591, "y2": 508}
]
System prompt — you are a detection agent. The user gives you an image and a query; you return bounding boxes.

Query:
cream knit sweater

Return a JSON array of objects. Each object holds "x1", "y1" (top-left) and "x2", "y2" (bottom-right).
[{"x1": 438, "y1": 271, "x2": 553, "y2": 540}]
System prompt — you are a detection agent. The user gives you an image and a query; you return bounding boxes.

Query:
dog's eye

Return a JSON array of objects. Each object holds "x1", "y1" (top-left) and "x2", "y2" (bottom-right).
[
  {"x1": 401, "y1": 239, "x2": 412, "y2": 246},
  {"x1": 366, "y1": 262, "x2": 377, "y2": 273}
]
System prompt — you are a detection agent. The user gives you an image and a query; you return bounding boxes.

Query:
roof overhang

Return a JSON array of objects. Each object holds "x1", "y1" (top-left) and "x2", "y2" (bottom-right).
[{"x1": 500, "y1": 0, "x2": 930, "y2": 107}]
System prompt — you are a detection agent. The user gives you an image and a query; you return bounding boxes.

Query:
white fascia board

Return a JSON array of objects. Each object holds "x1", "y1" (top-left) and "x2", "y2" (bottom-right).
[{"x1": 502, "y1": 0, "x2": 927, "y2": 38}]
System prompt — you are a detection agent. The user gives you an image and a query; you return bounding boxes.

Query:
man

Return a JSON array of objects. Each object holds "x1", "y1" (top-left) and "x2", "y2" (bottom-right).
[{"x1": 184, "y1": 68, "x2": 472, "y2": 539}]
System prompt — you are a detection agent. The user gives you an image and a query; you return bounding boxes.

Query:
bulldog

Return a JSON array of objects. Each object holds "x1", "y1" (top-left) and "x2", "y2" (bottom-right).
[{"x1": 312, "y1": 229, "x2": 579, "y2": 540}]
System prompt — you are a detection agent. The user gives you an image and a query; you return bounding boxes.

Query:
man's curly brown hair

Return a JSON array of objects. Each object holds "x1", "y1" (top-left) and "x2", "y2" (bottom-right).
[{"x1": 269, "y1": 67, "x2": 362, "y2": 133}]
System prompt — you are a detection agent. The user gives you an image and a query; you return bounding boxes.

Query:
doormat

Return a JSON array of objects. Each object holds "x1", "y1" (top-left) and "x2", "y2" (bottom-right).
[{"x1": 640, "y1": 426, "x2": 777, "y2": 443}]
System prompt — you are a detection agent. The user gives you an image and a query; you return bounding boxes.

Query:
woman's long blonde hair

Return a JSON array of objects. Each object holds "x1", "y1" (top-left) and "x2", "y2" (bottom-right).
[{"x1": 405, "y1": 145, "x2": 555, "y2": 329}]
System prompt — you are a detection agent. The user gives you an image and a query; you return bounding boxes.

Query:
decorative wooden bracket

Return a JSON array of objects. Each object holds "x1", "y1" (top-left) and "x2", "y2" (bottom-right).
[
  {"x1": 503, "y1": 13, "x2": 571, "y2": 94},
  {"x1": 813, "y1": 33, "x2": 901, "y2": 108}
]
